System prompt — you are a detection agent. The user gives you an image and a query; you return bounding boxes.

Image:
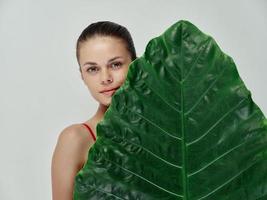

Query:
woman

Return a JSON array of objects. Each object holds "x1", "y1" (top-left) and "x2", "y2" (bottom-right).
[{"x1": 51, "y1": 21, "x2": 137, "y2": 200}]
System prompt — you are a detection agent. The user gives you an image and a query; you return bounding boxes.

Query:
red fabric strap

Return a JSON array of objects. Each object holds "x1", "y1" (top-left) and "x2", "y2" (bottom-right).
[{"x1": 81, "y1": 123, "x2": 96, "y2": 141}]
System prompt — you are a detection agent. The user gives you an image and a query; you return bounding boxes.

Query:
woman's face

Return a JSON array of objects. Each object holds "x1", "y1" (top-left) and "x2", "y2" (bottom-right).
[{"x1": 79, "y1": 36, "x2": 132, "y2": 107}]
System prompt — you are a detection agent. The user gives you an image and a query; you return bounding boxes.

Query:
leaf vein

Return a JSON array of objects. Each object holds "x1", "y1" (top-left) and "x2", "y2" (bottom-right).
[
  {"x1": 185, "y1": 63, "x2": 228, "y2": 116},
  {"x1": 124, "y1": 105, "x2": 181, "y2": 140},
  {"x1": 188, "y1": 140, "x2": 246, "y2": 177},
  {"x1": 81, "y1": 184, "x2": 126, "y2": 200},
  {"x1": 182, "y1": 39, "x2": 211, "y2": 82},
  {"x1": 127, "y1": 140, "x2": 182, "y2": 169},
  {"x1": 112, "y1": 108, "x2": 182, "y2": 168},
  {"x1": 142, "y1": 80, "x2": 181, "y2": 114},
  {"x1": 197, "y1": 160, "x2": 259, "y2": 200},
  {"x1": 104, "y1": 158, "x2": 183, "y2": 198},
  {"x1": 187, "y1": 98, "x2": 246, "y2": 146}
]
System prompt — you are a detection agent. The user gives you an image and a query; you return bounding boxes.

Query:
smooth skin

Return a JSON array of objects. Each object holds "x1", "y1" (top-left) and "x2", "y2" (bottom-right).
[{"x1": 51, "y1": 36, "x2": 132, "y2": 200}]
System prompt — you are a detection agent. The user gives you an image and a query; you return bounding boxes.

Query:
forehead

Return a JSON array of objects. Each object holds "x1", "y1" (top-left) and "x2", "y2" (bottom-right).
[{"x1": 79, "y1": 36, "x2": 129, "y2": 60}]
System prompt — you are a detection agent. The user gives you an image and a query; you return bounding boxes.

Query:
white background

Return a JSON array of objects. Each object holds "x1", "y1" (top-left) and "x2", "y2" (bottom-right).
[{"x1": 0, "y1": 0, "x2": 266, "y2": 199}]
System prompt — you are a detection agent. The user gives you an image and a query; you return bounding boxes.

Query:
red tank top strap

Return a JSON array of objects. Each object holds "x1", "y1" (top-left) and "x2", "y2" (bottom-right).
[{"x1": 81, "y1": 123, "x2": 96, "y2": 141}]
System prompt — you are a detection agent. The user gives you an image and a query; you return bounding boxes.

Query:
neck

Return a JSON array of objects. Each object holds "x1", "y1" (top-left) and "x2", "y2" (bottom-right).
[
  {"x1": 89, "y1": 104, "x2": 109, "y2": 137},
  {"x1": 92, "y1": 103, "x2": 109, "y2": 124}
]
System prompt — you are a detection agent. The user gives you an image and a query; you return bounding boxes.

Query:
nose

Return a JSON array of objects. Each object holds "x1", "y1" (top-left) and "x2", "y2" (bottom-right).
[{"x1": 100, "y1": 68, "x2": 113, "y2": 85}]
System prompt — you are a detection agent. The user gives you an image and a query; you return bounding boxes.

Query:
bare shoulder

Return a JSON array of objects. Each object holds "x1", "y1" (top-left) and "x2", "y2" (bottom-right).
[
  {"x1": 57, "y1": 123, "x2": 92, "y2": 144},
  {"x1": 52, "y1": 123, "x2": 95, "y2": 166},
  {"x1": 51, "y1": 123, "x2": 94, "y2": 199}
]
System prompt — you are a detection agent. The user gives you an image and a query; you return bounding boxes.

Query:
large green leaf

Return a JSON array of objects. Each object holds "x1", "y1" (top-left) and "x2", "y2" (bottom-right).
[{"x1": 73, "y1": 20, "x2": 267, "y2": 200}]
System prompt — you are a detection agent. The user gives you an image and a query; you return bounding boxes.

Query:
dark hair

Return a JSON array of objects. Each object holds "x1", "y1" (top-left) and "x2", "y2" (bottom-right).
[{"x1": 76, "y1": 21, "x2": 137, "y2": 72}]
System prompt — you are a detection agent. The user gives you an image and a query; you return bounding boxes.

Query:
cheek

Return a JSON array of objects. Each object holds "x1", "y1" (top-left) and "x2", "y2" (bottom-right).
[
  {"x1": 115, "y1": 69, "x2": 128, "y2": 84},
  {"x1": 83, "y1": 76, "x2": 98, "y2": 91}
]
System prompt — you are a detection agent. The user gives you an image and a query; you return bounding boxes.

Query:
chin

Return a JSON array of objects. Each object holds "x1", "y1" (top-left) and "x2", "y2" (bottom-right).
[{"x1": 101, "y1": 99, "x2": 111, "y2": 107}]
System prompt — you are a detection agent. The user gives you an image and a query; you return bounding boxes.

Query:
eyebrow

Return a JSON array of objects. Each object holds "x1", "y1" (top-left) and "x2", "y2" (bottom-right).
[{"x1": 82, "y1": 56, "x2": 123, "y2": 67}]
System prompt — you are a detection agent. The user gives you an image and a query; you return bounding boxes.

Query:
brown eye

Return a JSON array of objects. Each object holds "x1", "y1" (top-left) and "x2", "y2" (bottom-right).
[
  {"x1": 111, "y1": 62, "x2": 122, "y2": 69},
  {"x1": 87, "y1": 66, "x2": 99, "y2": 73}
]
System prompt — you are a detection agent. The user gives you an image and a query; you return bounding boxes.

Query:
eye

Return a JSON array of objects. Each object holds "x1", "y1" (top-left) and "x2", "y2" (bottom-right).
[
  {"x1": 111, "y1": 62, "x2": 122, "y2": 69},
  {"x1": 87, "y1": 66, "x2": 99, "y2": 73}
]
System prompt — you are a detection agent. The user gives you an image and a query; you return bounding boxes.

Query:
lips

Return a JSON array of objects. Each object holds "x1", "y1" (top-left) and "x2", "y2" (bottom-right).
[{"x1": 100, "y1": 86, "x2": 120, "y2": 96}]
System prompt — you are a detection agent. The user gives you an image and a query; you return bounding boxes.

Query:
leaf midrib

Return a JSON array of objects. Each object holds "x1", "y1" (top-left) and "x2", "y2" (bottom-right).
[{"x1": 180, "y1": 24, "x2": 189, "y2": 200}]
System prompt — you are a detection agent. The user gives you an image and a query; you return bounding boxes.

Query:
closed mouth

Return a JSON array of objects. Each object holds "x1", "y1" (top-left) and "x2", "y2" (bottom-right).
[{"x1": 100, "y1": 86, "x2": 120, "y2": 93}]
